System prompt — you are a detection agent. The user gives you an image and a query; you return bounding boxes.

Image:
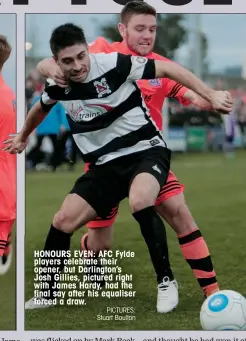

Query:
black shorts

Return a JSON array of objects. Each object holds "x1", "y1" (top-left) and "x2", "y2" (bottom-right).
[{"x1": 70, "y1": 146, "x2": 171, "y2": 218}]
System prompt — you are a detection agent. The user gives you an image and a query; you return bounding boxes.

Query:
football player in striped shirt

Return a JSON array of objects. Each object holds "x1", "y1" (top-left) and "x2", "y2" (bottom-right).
[{"x1": 5, "y1": 23, "x2": 232, "y2": 311}]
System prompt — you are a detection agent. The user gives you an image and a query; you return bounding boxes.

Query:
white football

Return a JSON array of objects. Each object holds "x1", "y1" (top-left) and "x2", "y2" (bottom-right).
[{"x1": 200, "y1": 290, "x2": 246, "y2": 330}]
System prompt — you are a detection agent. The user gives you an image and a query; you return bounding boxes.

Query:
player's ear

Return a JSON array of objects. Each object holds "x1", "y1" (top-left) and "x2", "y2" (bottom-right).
[
  {"x1": 118, "y1": 23, "x2": 126, "y2": 39},
  {"x1": 52, "y1": 55, "x2": 58, "y2": 62}
]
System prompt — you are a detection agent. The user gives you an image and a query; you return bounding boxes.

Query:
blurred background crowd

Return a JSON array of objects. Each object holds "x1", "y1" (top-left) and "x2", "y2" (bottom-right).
[
  {"x1": 25, "y1": 70, "x2": 78, "y2": 172},
  {"x1": 25, "y1": 13, "x2": 246, "y2": 172}
]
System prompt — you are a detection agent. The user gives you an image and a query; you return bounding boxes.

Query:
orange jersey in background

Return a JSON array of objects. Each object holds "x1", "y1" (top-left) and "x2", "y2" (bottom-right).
[
  {"x1": 89, "y1": 37, "x2": 191, "y2": 130},
  {"x1": 0, "y1": 75, "x2": 16, "y2": 220}
]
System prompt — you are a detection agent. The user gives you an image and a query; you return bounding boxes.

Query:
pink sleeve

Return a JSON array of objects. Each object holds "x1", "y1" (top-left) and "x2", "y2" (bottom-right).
[{"x1": 163, "y1": 78, "x2": 191, "y2": 106}]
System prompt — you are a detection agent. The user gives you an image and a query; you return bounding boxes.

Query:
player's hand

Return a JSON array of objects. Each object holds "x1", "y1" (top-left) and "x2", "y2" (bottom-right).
[
  {"x1": 210, "y1": 90, "x2": 233, "y2": 113},
  {"x1": 50, "y1": 66, "x2": 68, "y2": 88},
  {"x1": 2, "y1": 134, "x2": 27, "y2": 154}
]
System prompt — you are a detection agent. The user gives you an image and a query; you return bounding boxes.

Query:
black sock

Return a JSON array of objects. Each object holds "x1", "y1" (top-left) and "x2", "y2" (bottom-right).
[
  {"x1": 41, "y1": 225, "x2": 72, "y2": 298},
  {"x1": 133, "y1": 206, "x2": 174, "y2": 283}
]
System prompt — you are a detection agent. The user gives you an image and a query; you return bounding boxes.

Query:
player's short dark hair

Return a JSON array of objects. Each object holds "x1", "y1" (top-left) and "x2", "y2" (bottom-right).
[
  {"x1": 49, "y1": 23, "x2": 87, "y2": 56},
  {"x1": 0, "y1": 35, "x2": 11, "y2": 68},
  {"x1": 120, "y1": 1, "x2": 156, "y2": 24}
]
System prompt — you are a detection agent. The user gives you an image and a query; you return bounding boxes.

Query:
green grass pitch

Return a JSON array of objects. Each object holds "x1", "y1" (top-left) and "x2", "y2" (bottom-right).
[{"x1": 25, "y1": 151, "x2": 246, "y2": 330}]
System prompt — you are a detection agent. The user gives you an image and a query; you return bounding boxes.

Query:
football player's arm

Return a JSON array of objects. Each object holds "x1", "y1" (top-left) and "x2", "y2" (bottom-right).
[
  {"x1": 37, "y1": 57, "x2": 56, "y2": 78},
  {"x1": 182, "y1": 89, "x2": 214, "y2": 110},
  {"x1": 116, "y1": 54, "x2": 215, "y2": 104},
  {"x1": 165, "y1": 80, "x2": 218, "y2": 111},
  {"x1": 156, "y1": 56, "x2": 214, "y2": 109},
  {"x1": 19, "y1": 101, "x2": 48, "y2": 141},
  {"x1": 36, "y1": 57, "x2": 68, "y2": 88},
  {"x1": 19, "y1": 80, "x2": 57, "y2": 141},
  {"x1": 154, "y1": 60, "x2": 216, "y2": 104}
]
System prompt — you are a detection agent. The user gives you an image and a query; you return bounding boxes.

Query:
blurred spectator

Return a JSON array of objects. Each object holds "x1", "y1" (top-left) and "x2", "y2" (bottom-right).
[
  {"x1": 234, "y1": 93, "x2": 246, "y2": 147},
  {"x1": 25, "y1": 70, "x2": 81, "y2": 171},
  {"x1": 26, "y1": 92, "x2": 75, "y2": 171},
  {"x1": 222, "y1": 111, "x2": 236, "y2": 159},
  {"x1": 25, "y1": 77, "x2": 35, "y2": 111},
  {"x1": 56, "y1": 126, "x2": 79, "y2": 172}
]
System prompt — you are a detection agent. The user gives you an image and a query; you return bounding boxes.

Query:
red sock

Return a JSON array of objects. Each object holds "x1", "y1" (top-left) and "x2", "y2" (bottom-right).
[
  {"x1": 178, "y1": 228, "x2": 219, "y2": 297},
  {"x1": 0, "y1": 220, "x2": 14, "y2": 257},
  {"x1": 4, "y1": 232, "x2": 12, "y2": 255}
]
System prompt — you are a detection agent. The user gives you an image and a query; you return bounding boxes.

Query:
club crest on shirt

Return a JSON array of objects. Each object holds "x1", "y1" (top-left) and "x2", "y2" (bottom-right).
[
  {"x1": 93, "y1": 77, "x2": 111, "y2": 98},
  {"x1": 148, "y1": 79, "x2": 162, "y2": 88}
]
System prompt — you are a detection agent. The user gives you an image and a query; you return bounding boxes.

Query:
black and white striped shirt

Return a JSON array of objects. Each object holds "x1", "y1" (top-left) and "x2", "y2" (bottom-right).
[{"x1": 41, "y1": 52, "x2": 166, "y2": 165}]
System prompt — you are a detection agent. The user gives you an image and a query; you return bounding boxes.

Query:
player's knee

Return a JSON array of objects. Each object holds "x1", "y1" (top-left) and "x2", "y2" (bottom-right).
[
  {"x1": 129, "y1": 193, "x2": 154, "y2": 213},
  {"x1": 52, "y1": 211, "x2": 75, "y2": 233}
]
